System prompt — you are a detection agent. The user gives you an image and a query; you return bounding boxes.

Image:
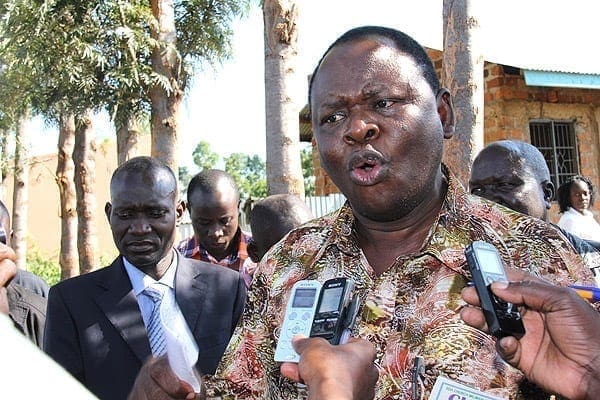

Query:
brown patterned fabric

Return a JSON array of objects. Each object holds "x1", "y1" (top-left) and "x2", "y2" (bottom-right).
[{"x1": 206, "y1": 168, "x2": 594, "y2": 400}]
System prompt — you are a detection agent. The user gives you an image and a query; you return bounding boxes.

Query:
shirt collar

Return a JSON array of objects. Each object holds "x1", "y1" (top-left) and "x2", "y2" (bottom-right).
[
  {"x1": 123, "y1": 250, "x2": 177, "y2": 296},
  {"x1": 324, "y1": 165, "x2": 471, "y2": 272}
]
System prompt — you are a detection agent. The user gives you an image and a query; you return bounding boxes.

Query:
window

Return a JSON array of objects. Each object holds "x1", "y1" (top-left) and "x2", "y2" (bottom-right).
[{"x1": 529, "y1": 120, "x2": 579, "y2": 188}]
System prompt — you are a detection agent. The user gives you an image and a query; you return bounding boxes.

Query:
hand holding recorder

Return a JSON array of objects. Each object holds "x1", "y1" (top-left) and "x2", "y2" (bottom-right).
[
  {"x1": 461, "y1": 266, "x2": 600, "y2": 400},
  {"x1": 280, "y1": 336, "x2": 378, "y2": 400}
]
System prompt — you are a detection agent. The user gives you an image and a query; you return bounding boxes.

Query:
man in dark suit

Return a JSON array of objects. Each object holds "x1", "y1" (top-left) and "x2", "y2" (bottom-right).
[{"x1": 44, "y1": 156, "x2": 246, "y2": 400}]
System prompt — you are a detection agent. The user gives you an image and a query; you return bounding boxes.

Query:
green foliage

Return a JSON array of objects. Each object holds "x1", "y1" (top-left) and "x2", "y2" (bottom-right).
[
  {"x1": 27, "y1": 249, "x2": 61, "y2": 287},
  {"x1": 301, "y1": 146, "x2": 315, "y2": 195},
  {"x1": 224, "y1": 152, "x2": 267, "y2": 199},
  {"x1": 192, "y1": 140, "x2": 220, "y2": 171}
]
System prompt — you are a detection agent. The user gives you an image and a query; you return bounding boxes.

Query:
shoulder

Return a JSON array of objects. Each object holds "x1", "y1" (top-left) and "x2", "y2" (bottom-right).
[
  {"x1": 49, "y1": 259, "x2": 121, "y2": 295},
  {"x1": 13, "y1": 269, "x2": 49, "y2": 297},
  {"x1": 7, "y1": 283, "x2": 47, "y2": 315},
  {"x1": 179, "y1": 256, "x2": 240, "y2": 281}
]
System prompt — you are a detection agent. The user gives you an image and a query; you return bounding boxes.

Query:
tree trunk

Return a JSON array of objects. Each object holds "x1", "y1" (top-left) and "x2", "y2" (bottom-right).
[
  {"x1": 149, "y1": 0, "x2": 182, "y2": 174},
  {"x1": 116, "y1": 115, "x2": 141, "y2": 166},
  {"x1": 56, "y1": 113, "x2": 79, "y2": 279},
  {"x1": 73, "y1": 111, "x2": 99, "y2": 274},
  {"x1": 0, "y1": 129, "x2": 8, "y2": 200},
  {"x1": 12, "y1": 114, "x2": 30, "y2": 270},
  {"x1": 441, "y1": 0, "x2": 484, "y2": 186},
  {"x1": 263, "y1": 0, "x2": 305, "y2": 198}
]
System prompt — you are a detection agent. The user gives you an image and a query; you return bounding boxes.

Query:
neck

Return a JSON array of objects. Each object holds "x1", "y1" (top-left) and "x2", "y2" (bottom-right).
[
  {"x1": 147, "y1": 250, "x2": 174, "y2": 281},
  {"x1": 355, "y1": 174, "x2": 447, "y2": 275}
]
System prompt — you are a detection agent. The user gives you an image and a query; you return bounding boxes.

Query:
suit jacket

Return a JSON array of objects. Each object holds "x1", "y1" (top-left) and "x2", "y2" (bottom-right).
[{"x1": 44, "y1": 253, "x2": 246, "y2": 400}]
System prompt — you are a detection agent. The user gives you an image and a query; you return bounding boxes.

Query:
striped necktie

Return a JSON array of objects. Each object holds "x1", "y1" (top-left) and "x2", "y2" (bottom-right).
[{"x1": 144, "y1": 284, "x2": 167, "y2": 357}]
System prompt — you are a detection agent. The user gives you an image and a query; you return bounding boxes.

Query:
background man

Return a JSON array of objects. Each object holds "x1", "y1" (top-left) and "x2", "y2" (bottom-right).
[
  {"x1": 247, "y1": 194, "x2": 314, "y2": 263},
  {"x1": 44, "y1": 157, "x2": 246, "y2": 400},
  {"x1": 469, "y1": 140, "x2": 600, "y2": 282},
  {"x1": 178, "y1": 169, "x2": 256, "y2": 286}
]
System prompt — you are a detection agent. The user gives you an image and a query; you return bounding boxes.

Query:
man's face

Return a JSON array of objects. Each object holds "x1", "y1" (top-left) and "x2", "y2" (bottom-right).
[
  {"x1": 310, "y1": 37, "x2": 452, "y2": 222},
  {"x1": 469, "y1": 148, "x2": 549, "y2": 220},
  {"x1": 188, "y1": 184, "x2": 239, "y2": 261},
  {"x1": 105, "y1": 171, "x2": 181, "y2": 273}
]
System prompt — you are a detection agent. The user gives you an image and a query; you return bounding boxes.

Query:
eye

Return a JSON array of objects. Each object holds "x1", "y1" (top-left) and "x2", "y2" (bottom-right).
[
  {"x1": 322, "y1": 112, "x2": 344, "y2": 124},
  {"x1": 220, "y1": 217, "x2": 233, "y2": 226},
  {"x1": 374, "y1": 99, "x2": 395, "y2": 109},
  {"x1": 149, "y1": 209, "x2": 167, "y2": 218},
  {"x1": 117, "y1": 210, "x2": 134, "y2": 219},
  {"x1": 471, "y1": 187, "x2": 483, "y2": 195}
]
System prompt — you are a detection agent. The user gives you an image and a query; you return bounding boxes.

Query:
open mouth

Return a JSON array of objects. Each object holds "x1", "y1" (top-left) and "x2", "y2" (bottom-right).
[{"x1": 348, "y1": 152, "x2": 385, "y2": 185}]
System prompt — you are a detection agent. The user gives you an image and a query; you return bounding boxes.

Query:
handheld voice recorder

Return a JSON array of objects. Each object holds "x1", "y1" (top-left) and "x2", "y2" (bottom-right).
[
  {"x1": 465, "y1": 240, "x2": 525, "y2": 339},
  {"x1": 274, "y1": 277, "x2": 359, "y2": 362},
  {"x1": 274, "y1": 280, "x2": 322, "y2": 363},
  {"x1": 309, "y1": 277, "x2": 359, "y2": 345}
]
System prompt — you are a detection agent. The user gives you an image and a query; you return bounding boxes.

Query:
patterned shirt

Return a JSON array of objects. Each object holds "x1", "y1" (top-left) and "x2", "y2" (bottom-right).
[
  {"x1": 177, "y1": 229, "x2": 256, "y2": 287},
  {"x1": 207, "y1": 170, "x2": 594, "y2": 399}
]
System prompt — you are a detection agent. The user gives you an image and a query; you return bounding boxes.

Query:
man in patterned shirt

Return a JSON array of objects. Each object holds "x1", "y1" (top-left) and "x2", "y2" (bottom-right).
[
  {"x1": 177, "y1": 169, "x2": 256, "y2": 287},
  {"x1": 132, "y1": 26, "x2": 595, "y2": 399}
]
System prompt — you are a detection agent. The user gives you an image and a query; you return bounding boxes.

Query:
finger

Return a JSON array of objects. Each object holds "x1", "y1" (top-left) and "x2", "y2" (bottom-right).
[
  {"x1": 461, "y1": 286, "x2": 480, "y2": 306},
  {"x1": 290, "y1": 334, "x2": 311, "y2": 355},
  {"x1": 495, "y1": 336, "x2": 521, "y2": 367},
  {"x1": 280, "y1": 362, "x2": 301, "y2": 382},
  {"x1": 490, "y1": 280, "x2": 581, "y2": 313},
  {"x1": 459, "y1": 306, "x2": 488, "y2": 332}
]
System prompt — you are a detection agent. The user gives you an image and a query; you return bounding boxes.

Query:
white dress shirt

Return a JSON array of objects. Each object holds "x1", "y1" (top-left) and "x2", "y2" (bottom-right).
[{"x1": 123, "y1": 250, "x2": 181, "y2": 329}]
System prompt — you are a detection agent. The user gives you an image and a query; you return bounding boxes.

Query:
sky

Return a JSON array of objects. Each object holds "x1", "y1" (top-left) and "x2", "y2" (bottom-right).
[{"x1": 27, "y1": 0, "x2": 598, "y2": 170}]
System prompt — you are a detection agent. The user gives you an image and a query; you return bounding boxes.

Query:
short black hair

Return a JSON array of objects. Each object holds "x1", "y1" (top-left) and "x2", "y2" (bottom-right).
[
  {"x1": 482, "y1": 140, "x2": 551, "y2": 183},
  {"x1": 557, "y1": 175, "x2": 596, "y2": 213},
  {"x1": 110, "y1": 156, "x2": 177, "y2": 197},
  {"x1": 308, "y1": 26, "x2": 440, "y2": 112},
  {"x1": 187, "y1": 169, "x2": 239, "y2": 207}
]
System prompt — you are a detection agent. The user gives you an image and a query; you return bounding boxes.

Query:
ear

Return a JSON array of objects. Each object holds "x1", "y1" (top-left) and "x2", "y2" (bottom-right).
[
  {"x1": 175, "y1": 200, "x2": 186, "y2": 221},
  {"x1": 542, "y1": 181, "x2": 555, "y2": 209},
  {"x1": 105, "y1": 202, "x2": 112, "y2": 222},
  {"x1": 247, "y1": 240, "x2": 261, "y2": 263},
  {"x1": 436, "y1": 88, "x2": 455, "y2": 139}
]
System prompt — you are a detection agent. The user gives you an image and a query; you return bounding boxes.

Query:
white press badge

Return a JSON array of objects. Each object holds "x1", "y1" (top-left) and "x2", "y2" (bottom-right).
[{"x1": 429, "y1": 376, "x2": 504, "y2": 400}]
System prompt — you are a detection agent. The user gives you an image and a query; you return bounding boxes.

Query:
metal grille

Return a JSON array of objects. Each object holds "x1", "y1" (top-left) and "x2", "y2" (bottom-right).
[{"x1": 529, "y1": 120, "x2": 579, "y2": 189}]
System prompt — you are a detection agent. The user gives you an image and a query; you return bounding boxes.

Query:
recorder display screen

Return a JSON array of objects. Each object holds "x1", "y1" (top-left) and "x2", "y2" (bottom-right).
[
  {"x1": 477, "y1": 248, "x2": 504, "y2": 275},
  {"x1": 292, "y1": 288, "x2": 318, "y2": 308},
  {"x1": 318, "y1": 286, "x2": 344, "y2": 313}
]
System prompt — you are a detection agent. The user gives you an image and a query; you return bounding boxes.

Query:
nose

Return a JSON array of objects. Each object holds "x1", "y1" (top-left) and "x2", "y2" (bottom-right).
[
  {"x1": 129, "y1": 220, "x2": 151, "y2": 235},
  {"x1": 343, "y1": 113, "x2": 380, "y2": 145},
  {"x1": 207, "y1": 224, "x2": 224, "y2": 238}
]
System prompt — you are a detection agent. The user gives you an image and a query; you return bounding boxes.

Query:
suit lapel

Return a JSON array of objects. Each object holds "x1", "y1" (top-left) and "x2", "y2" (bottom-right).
[
  {"x1": 95, "y1": 258, "x2": 151, "y2": 363},
  {"x1": 175, "y1": 255, "x2": 206, "y2": 335}
]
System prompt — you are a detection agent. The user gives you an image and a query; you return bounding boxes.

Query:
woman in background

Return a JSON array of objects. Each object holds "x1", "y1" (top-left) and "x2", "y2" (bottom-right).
[{"x1": 557, "y1": 175, "x2": 600, "y2": 244}]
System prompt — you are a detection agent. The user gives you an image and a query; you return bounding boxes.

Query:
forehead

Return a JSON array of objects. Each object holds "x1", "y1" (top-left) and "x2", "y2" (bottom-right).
[
  {"x1": 189, "y1": 185, "x2": 238, "y2": 210},
  {"x1": 572, "y1": 180, "x2": 590, "y2": 191},
  {"x1": 311, "y1": 37, "x2": 427, "y2": 104},
  {"x1": 473, "y1": 148, "x2": 530, "y2": 178},
  {"x1": 111, "y1": 170, "x2": 175, "y2": 205}
]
